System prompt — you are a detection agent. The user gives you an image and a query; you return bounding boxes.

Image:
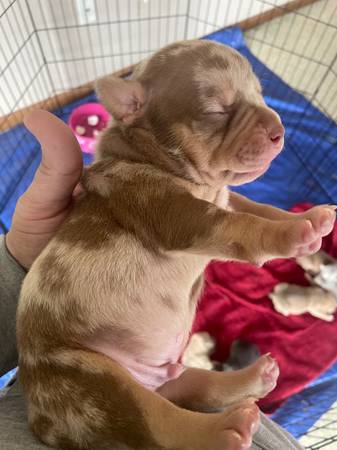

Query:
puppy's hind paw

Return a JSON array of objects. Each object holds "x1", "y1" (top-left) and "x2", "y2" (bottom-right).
[
  {"x1": 205, "y1": 400, "x2": 260, "y2": 450},
  {"x1": 238, "y1": 354, "x2": 280, "y2": 400}
]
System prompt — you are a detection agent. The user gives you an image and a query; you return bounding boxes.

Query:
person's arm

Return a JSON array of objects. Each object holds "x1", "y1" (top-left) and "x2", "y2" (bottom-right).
[
  {"x1": 0, "y1": 236, "x2": 26, "y2": 376},
  {"x1": 0, "y1": 110, "x2": 83, "y2": 376}
]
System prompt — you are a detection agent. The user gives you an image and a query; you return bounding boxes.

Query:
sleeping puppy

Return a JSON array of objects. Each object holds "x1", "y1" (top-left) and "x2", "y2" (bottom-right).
[{"x1": 17, "y1": 40, "x2": 336, "y2": 450}]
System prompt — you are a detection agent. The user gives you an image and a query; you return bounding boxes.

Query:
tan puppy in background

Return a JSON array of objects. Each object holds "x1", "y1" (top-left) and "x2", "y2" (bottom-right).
[{"x1": 17, "y1": 40, "x2": 336, "y2": 450}]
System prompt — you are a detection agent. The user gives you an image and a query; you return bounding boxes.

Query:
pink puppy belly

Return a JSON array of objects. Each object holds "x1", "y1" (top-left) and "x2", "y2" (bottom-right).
[
  {"x1": 86, "y1": 331, "x2": 188, "y2": 391},
  {"x1": 125, "y1": 358, "x2": 186, "y2": 391}
]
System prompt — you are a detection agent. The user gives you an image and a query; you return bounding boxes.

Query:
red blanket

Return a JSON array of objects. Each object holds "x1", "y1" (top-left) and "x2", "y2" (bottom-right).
[{"x1": 192, "y1": 204, "x2": 337, "y2": 413}]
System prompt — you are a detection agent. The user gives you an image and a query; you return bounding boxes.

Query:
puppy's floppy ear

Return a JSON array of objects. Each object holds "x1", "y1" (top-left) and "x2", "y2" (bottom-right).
[{"x1": 95, "y1": 75, "x2": 146, "y2": 125}]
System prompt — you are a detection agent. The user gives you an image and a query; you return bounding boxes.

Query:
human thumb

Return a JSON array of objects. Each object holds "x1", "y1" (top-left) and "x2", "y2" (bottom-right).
[{"x1": 23, "y1": 110, "x2": 83, "y2": 207}]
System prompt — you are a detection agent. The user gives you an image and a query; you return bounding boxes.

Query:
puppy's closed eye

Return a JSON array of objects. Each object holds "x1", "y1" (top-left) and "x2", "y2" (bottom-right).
[
  {"x1": 201, "y1": 106, "x2": 232, "y2": 127},
  {"x1": 202, "y1": 105, "x2": 232, "y2": 116}
]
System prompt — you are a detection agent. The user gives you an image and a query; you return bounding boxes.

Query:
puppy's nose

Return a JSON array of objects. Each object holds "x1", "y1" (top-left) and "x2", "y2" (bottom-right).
[{"x1": 269, "y1": 124, "x2": 285, "y2": 145}]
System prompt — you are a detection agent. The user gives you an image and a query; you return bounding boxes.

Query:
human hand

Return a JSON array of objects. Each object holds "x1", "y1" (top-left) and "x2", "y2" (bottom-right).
[{"x1": 5, "y1": 110, "x2": 83, "y2": 269}]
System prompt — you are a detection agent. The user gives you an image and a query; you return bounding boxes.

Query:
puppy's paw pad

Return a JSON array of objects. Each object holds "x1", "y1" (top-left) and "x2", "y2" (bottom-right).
[
  {"x1": 296, "y1": 237, "x2": 322, "y2": 257},
  {"x1": 301, "y1": 220, "x2": 316, "y2": 244}
]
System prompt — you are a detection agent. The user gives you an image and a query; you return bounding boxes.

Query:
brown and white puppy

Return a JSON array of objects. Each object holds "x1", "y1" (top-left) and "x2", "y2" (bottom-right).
[{"x1": 17, "y1": 40, "x2": 336, "y2": 450}]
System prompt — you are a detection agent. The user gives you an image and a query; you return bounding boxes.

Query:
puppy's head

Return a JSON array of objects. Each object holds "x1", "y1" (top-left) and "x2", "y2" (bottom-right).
[{"x1": 96, "y1": 40, "x2": 284, "y2": 186}]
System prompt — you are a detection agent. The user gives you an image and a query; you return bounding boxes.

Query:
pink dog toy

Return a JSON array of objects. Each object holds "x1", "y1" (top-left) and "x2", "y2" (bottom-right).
[{"x1": 69, "y1": 103, "x2": 110, "y2": 154}]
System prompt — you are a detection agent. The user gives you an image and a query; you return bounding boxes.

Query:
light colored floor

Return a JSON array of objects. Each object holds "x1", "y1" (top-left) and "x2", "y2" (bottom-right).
[
  {"x1": 299, "y1": 400, "x2": 337, "y2": 449},
  {"x1": 245, "y1": 0, "x2": 337, "y2": 121}
]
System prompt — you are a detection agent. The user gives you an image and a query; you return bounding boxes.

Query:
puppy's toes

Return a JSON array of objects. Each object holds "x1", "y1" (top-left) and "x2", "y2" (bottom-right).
[
  {"x1": 302, "y1": 206, "x2": 336, "y2": 236},
  {"x1": 228, "y1": 354, "x2": 279, "y2": 401},
  {"x1": 207, "y1": 401, "x2": 260, "y2": 450},
  {"x1": 281, "y1": 219, "x2": 323, "y2": 257},
  {"x1": 252, "y1": 354, "x2": 279, "y2": 397}
]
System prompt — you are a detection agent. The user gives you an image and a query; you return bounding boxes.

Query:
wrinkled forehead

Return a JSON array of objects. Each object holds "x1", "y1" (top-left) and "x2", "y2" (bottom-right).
[
  {"x1": 192, "y1": 43, "x2": 256, "y2": 105},
  {"x1": 135, "y1": 40, "x2": 256, "y2": 96}
]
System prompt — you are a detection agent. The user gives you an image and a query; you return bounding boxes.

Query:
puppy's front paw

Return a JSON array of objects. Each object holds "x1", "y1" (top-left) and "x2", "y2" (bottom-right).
[
  {"x1": 268, "y1": 206, "x2": 336, "y2": 262},
  {"x1": 300, "y1": 205, "x2": 336, "y2": 238},
  {"x1": 294, "y1": 206, "x2": 335, "y2": 257}
]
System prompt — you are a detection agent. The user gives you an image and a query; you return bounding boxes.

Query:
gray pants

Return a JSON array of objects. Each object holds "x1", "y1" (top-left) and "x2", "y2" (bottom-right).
[{"x1": 0, "y1": 380, "x2": 303, "y2": 450}]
